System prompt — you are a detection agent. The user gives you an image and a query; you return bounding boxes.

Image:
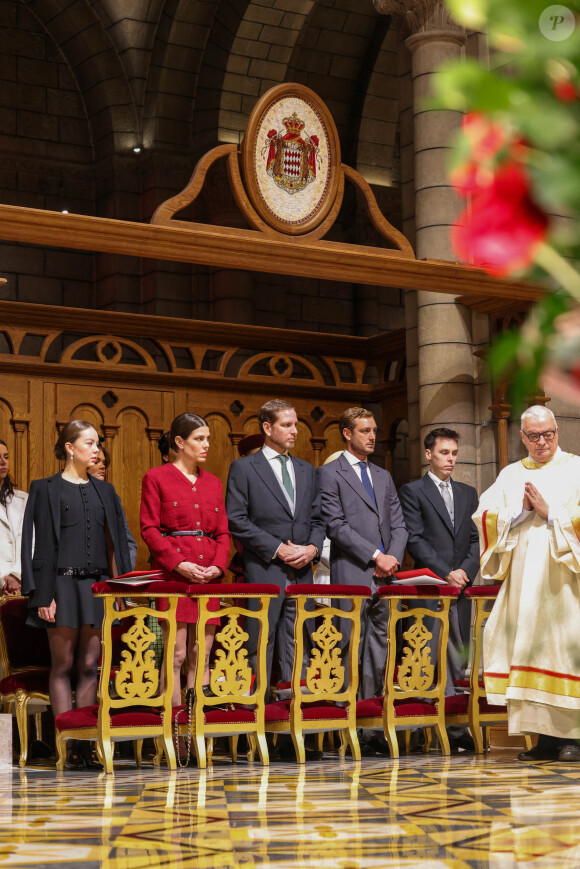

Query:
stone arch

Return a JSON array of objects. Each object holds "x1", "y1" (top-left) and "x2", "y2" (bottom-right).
[
  {"x1": 26, "y1": 0, "x2": 138, "y2": 159},
  {"x1": 144, "y1": 0, "x2": 221, "y2": 152}
]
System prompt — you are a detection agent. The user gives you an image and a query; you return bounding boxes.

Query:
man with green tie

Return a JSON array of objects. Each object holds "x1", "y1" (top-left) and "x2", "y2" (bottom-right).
[{"x1": 226, "y1": 399, "x2": 325, "y2": 688}]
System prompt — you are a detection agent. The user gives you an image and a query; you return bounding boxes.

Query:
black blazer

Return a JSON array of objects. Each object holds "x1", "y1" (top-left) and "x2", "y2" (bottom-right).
[
  {"x1": 225, "y1": 450, "x2": 325, "y2": 586},
  {"x1": 398, "y1": 474, "x2": 480, "y2": 583},
  {"x1": 21, "y1": 473, "x2": 132, "y2": 608}
]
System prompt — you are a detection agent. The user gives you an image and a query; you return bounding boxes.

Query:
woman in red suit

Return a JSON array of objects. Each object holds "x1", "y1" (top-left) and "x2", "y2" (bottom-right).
[{"x1": 140, "y1": 412, "x2": 230, "y2": 705}]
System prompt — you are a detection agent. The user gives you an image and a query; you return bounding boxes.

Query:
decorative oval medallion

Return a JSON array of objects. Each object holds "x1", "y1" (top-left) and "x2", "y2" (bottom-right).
[{"x1": 241, "y1": 83, "x2": 341, "y2": 235}]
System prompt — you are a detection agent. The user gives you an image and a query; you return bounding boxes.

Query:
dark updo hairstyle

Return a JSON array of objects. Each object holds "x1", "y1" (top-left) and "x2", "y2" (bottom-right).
[
  {"x1": 54, "y1": 420, "x2": 98, "y2": 462},
  {"x1": 0, "y1": 439, "x2": 14, "y2": 507},
  {"x1": 169, "y1": 413, "x2": 207, "y2": 450},
  {"x1": 157, "y1": 431, "x2": 171, "y2": 461}
]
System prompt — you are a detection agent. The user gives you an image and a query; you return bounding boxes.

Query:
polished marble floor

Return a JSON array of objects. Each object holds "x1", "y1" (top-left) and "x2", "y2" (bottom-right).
[{"x1": 3, "y1": 746, "x2": 580, "y2": 868}]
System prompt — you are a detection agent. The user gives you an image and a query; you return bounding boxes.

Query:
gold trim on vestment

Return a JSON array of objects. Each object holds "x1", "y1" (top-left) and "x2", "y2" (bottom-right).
[
  {"x1": 486, "y1": 667, "x2": 580, "y2": 699},
  {"x1": 521, "y1": 450, "x2": 571, "y2": 471}
]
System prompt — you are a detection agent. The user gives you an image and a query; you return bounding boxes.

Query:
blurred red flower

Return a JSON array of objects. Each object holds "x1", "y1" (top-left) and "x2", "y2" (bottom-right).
[{"x1": 452, "y1": 162, "x2": 549, "y2": 277}]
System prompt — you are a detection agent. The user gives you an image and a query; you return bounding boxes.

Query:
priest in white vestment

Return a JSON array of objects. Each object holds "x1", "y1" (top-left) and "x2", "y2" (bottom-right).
[{"x1": 473, "y1": 405, "x2": 580, "y2": 762}]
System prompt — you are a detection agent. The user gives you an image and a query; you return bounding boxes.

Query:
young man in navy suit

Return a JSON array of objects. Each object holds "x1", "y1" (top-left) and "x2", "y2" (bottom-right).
[
  {"x1": 399, "y1": 427, "x2": 480, "y2": 751},
  {"x1": 318, "y1": 407, "x2": 408, "y2": 700},
  {"x1": 226, "y1": 399, "x2": 325, "y2": 689}
]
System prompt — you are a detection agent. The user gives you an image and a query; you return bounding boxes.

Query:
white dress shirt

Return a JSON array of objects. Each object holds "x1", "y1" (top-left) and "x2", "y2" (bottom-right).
[
  {"x1": 262, "y1": 445, "x2": 297, "y2": 559},
  {"x1": 428, "y1": 471, "x2": 455, "y2": 517}
]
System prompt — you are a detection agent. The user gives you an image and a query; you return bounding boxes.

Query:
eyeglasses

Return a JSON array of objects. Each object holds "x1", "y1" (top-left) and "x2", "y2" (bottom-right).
[{"x1": 522, "y1": 429, "x2": 557, "y2": 443}]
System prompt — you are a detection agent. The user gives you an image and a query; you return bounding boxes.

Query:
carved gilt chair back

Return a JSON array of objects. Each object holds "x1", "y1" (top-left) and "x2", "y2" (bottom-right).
[
  {"x1": 174, "y1": 583, "x2": 280, "y2": 769},
  {"x1": 264, "y1": 584, "x2": 371, "y2": 763},
  {"x1": 55, "y1": 581, "x2": 187, "y2": 773},
  {"x1": 356, "y1": 584, "x2": 460, "y2": 758}
]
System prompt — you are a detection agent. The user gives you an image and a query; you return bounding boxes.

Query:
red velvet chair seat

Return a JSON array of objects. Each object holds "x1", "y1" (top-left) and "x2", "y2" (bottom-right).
[
  {"x1": 453, "y1": 678, "x2": 485, "y2": 689},
  {"x1": 357, "y1": 697, "x2": 437, "y2": 719},
  {"x1": 264, "y1": 699, "x2": 348, "y2": 723},
  {"x1": 186, "y1": 583, "x2": 280, "y2": 597},
  {"x1": 173, "y1": 704, "x2": 257, "y2": 725},
  {"x1": 0, "y1": 670, "x2": 50, "y2": 695},
  {"x1": 464, "y1": 585, "x2": 501, "y2": 598},
  {"x1": 445, "y1": 693, "x2": 506, "y2": 716},
  {"x1": 286, "y1": 584, "x2": 371, "y2": 598},
  {"x1": 55, "y1": 705, "x2": 165, "y2": 731},
  {"x1": 92, "y1": 579, "x2": 191, "y2": 596}
]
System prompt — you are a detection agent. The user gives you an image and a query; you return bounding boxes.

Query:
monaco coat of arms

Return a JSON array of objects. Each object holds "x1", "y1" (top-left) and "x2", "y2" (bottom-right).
[{"x1": 264, "y1": 112, "x2": 320, "y2": 194}]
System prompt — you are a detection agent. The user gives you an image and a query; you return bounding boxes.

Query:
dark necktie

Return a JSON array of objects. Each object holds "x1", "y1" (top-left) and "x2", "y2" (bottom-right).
[
  {"x1": 359, "y1": 461, "x2": 384, "y2": 553},
  {"x1": 278, "y1": 454, "x2": 295, "y2": 501}
]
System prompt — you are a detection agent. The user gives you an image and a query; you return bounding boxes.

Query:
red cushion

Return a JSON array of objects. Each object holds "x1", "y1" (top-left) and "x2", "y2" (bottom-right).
[
  {"x1": 378, "y1": 584, "x2": 460, "y2": 597},
  {"x1": 356, "y1": 697, "x2": 383, "y2": 718},
  {"x1": 445, "y1": 694, "x2": 468, "y2": 715},
  {"x1": 186, "y1": 583, "x2": 280, "y2": 597},
  {"x1": 476, "y1": 698, "x2": 506, "y2": 715},
  {"x1": 92, "y1": 580, "x2": 190, "y2": 596},
  {"x1": 0, "y1": 597, "x2": 51, "y2": 669},
  {"x1": 0, "y1": 670, "x2": 50, "y2": 696},
  {"x1": 356, "y1": 697, "x2": 437, "y2": 718},
  {"x1": 465, "y1": 585, "x2": 501, "y2": 598},
  {"x1": 453, "y1": 678, "x2": 484, "y2": 689},
  {"x1": 264, "y1": 700, "x2": 348, "y2": 723},
  {"x1": 55, "y1": 705, "x2": 165, "y2": 731},
  {"x1": 286, "y1": 584, "x2": 371, "y2": 598},
  {"x1": 172, "y1": 704, "x2": 257, "y2": 725}
]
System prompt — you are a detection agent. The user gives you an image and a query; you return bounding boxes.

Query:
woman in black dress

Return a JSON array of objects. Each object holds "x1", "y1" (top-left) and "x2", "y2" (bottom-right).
[{"x1": 21, "y1": 420, "x2": 131, "y2": 768}]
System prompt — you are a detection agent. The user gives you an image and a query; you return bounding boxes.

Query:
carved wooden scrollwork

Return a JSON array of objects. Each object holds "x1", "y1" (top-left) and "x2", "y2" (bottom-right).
[
  {"x1": 305, "y1": 614, "x2": 344, "y2": 694},
  {"x1": 115, "y1": 615, "x2": 159, "y2": 699},
  {"x1": 210, "y1": 616, "x2": 252, "y2": 696},
  {"x1": 398, "y1": 616, "x2": 434, "y2": 692}
]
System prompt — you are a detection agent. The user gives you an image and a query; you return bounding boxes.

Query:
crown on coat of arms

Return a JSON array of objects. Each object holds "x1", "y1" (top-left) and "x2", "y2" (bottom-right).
[{"x1": 282, "y1": 113, "x2": 305, "y2": 135}]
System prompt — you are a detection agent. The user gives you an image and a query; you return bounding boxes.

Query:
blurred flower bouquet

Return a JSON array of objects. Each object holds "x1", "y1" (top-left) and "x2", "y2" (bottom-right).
[{"x1": 434, "y1": 0, "x2": 580, "y2": 407}]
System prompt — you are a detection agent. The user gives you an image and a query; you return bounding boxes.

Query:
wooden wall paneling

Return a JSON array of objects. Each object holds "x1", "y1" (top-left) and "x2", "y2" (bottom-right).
[
  {"x1": 320, "y1": 423, "x2": 344, "y2": 465},
  {"x1": 294, "y1": 419, "x2": 314, "y2": 465},
  {"x1": 43, "y1": 382, "x2": 59, "y2": 480},
  {"x1": 0, "y1": 400, "x2": 15, "y2": 485},
  {"x1": 203, "y1": 412, "x2": 233, "y2": 489},
  {"x1": 27, "y1": 379, "x2": 43, "y2": 487},
  {"x1": 116, "y1": 407, "x2": 150, "y2": 569}
]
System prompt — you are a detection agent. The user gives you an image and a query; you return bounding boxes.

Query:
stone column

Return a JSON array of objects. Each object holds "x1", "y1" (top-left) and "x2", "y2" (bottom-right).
[{"x1": 375, "y1": 0, "x2": 477, "y2": 485}]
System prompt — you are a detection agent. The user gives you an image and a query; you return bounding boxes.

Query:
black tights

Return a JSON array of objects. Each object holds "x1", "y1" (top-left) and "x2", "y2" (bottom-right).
[{"x1": 47, "y1": 625, "x2": 102, "y2": 719}]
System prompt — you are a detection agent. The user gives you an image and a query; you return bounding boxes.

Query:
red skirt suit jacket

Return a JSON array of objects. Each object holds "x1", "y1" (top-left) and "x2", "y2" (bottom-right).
[{"x1": 140, "y1": 463, "x2": 230, "y2": 622}]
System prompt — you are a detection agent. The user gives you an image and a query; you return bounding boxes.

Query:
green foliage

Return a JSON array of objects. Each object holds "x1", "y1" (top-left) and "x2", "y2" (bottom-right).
[{"x1": 435, "y1": 0, "x2": 580, "y2": 398}]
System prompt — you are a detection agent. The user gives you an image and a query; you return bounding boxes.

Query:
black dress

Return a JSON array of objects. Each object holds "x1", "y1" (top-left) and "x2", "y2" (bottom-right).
[{"x1": 27, "y1": 478, "x2": 109, "y2": 630}]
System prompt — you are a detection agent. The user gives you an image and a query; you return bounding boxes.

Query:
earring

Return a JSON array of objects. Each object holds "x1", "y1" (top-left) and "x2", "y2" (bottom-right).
[{"x1": 69, "y1": 452, "x2": 73, "y2": 459}]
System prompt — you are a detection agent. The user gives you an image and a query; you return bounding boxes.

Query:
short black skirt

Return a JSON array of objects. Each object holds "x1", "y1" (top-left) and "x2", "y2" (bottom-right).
[{"x1": 26, "y1": 574, "x2": 106, "y2": 630}]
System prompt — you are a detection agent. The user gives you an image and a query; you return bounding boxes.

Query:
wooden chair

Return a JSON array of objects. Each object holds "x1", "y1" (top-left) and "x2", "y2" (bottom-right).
[
  {"x1": 264, "y1": 583, "x2": 371, "y2": 762},
  {"x1": 173, "y1": 582, "x2": 280, "y2": 769},
  {"x1": 356, "y1": 583, "x2": 460, "y2": 758},
  {"x1": 0, "y1": 595, "x2": 50, "y2": 767},
  {"x1": 55, "y1": 580, "x2": 187, "y2": 773},
  {"x1": 445, "y1": 585, "x2": 532, "y2": 753}
]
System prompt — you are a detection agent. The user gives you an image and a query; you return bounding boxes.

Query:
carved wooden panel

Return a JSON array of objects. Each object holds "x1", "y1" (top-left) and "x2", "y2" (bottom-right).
[{"x1": 0, "y1": 301, "x2": 408, "y2": 569}]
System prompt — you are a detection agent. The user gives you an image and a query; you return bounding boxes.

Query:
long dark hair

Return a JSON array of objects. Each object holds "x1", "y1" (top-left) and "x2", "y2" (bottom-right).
[{"x1": 0, "y1": 439, "x2": 14, "y2": 507}]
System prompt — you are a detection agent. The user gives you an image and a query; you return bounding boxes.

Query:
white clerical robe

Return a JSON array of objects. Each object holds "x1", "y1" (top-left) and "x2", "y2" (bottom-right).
[{"x1": 473, "y1": 447, "x2": 580, "y2": 738}]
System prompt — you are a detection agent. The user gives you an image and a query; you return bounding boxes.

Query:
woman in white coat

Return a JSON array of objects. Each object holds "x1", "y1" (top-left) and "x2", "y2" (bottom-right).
[{"x1": 0, "y1": 439, "x2": 28, "y2": 595}]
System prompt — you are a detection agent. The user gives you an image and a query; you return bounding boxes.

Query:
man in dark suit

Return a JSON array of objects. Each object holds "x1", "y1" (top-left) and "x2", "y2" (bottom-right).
[
  {"x1": 225, "y1": 399, "x2": 325, "y2": 687},
  {"x1": 318, "y1": 407, "x2": 408, "y2": 698},
  {"x1": 399, "y1": 427, "x2": 480, "y2": 750}
]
